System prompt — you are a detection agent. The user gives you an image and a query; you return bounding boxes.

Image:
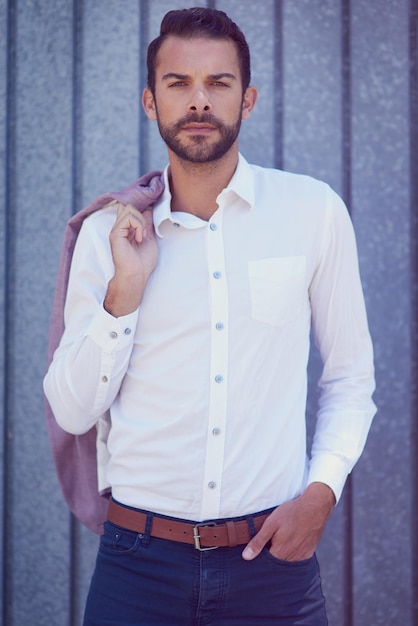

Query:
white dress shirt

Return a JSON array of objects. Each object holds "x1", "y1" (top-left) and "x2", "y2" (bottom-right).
[{"x1": 44, "y1": 154, "x2": 376, "y2": 522}]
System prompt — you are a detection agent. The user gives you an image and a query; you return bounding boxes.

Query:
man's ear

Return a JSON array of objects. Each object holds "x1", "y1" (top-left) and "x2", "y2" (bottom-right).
[
  {"x1": 142, "y1": 88, "x2": 157, "y2": 121},
  {"x1": 241, "y1": 86, "x2": 258, "y2": 121}
]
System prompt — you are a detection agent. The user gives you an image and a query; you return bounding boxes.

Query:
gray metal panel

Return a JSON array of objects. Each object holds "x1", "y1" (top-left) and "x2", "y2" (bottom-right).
[
  {"x1": 80, "y1": 0, "x2": 142, "y2": 208},
  {"x1": 0, "y1": 0, "x2": 8, "y2": 620},
  {"x1": 281, "y1": 2, "x2": 346, "y2": 623},
  {"x1": 350, "y1": 0, "x2": 413, "y2": 623},
  {"x1": 9, "y1": 1, "x2": 74, "y2": 624},
  {"x1": 282, "y1": 0, "x2": 343, "y2": 192}
]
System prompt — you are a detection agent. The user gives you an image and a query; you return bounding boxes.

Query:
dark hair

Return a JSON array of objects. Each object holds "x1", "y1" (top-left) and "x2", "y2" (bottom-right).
[{"x1": 146, "y1": 7, "x2": 251, "y2": 94}]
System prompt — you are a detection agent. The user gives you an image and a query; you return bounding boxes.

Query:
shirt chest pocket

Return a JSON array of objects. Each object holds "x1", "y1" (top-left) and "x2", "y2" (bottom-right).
[{"x1": 248, "y1": 257, "x2": 307, "y2": 327}]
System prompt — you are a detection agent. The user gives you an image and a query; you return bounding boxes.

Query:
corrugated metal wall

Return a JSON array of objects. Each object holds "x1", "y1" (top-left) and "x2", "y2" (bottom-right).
[{"x1": 1, "y1": 1, "x2": 417, "y2": 624}]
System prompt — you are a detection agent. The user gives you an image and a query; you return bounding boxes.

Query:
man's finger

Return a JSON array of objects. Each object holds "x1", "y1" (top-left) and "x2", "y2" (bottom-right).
[
  {"x1": 241, "y1": 518, "x2": 275, "y2": 561},
  {"x1": 141, "y1": 209, "x2": 155, "y2": 238},
  {"x1": 115, "y1": 201, "x2": 130, "y2": 219}
]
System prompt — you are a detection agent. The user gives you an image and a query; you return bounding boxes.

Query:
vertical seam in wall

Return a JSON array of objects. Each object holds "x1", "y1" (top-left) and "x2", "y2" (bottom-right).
[
  {"x1": 72, "y1": 0, "x2": 83, "y2": 218},
  {"x1": 2, "y1": 1, "x2": 17, "y2": 625},
  {"x1": 139, "y1": 0, "x2": 149, "y2": 175},
  {"x1": 274, "y1": 0, "x2": 283, "y2": 170},
  {"x1": 341, "y1": 1, "x2": 353, "y2": 625},
  {"x1": 69, "y1": 516, "x2": 79, "y2": 626},
  {"x1": 410, "y1": 1, "x2": 418, "y2": 624},
  {"x1": 342, "y1": 0, "x2": 352, "y2": 215},
  {"x1": 70, "y1": 1, "x2": 83, "y2": 624}
]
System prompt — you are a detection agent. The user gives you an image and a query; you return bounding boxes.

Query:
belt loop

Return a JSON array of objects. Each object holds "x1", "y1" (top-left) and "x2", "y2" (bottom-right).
[
  {"x1": 225, "y1": 521, "x2": 238, "y2": 547},
  {"x1": 140, "y1": 511, "x2": 154, "y2": 547},
  {"x1": 246, "y1": 515, "x2": 256, "y2": 539}
]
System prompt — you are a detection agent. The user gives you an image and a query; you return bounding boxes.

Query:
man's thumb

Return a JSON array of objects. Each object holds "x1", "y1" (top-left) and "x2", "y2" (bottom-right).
[{"x1": 242, "y1": 533, "x2": 265, "y2": 561}]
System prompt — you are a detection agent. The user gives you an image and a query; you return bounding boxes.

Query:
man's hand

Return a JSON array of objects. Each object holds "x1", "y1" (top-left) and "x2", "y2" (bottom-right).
[
  {"x1": 104, "y1": 204, "x2": 158, "y2": 317},
  {"x1": 242, "y1": 482, "x2": 336, "y2": 562}
]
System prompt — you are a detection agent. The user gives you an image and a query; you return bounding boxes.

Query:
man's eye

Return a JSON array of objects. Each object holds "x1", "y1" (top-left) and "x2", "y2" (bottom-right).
[
  {"x1": 169, "y1": 82, "x2": 186, "y2": 87},
  {"x1": 213, "y1": 82, "x2": 228, "y2": 87}
]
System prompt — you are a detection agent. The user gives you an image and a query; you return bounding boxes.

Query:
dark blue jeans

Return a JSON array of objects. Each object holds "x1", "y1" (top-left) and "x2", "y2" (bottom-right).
[{"x1": 83, "y1": 517, "x2": 328, "y2": 625}]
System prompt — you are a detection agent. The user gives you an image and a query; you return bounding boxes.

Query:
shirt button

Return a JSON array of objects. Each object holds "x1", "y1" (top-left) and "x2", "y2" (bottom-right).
[
  {"x1": 208, "y1": 481, "x2": 217, "y2": 489},
  {"x1": 210, "y1": 223, "x2": 217, "y2": 231},
  {"x1": 215, "y1": 322, "x2": 224, "y2": 331},
  {"x1": 215, "y1": 375, "x2": 223, "y2": 383},
  {"x1": 173, "y1": 222, "x2": 180, "y2": 228},
  {"x1": 109, "y1": 331, "x2": 118, "y2": 339},
  {"x1": 212, "y1": 428, "x2": 221, "y2": 436},
  {"x1": 213, "y1": 271, "x2": 222, "y2": 279},
  {"x1": 124, "y1": 328, "x2": 131, "y2": 335},
  {"x1": 101, "y1": 375, "x2": 108, "y2": 383}
]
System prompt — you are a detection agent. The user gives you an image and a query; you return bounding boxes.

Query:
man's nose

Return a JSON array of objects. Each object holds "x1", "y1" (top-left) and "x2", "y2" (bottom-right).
[{"x1": 187, "y1": 89, "x2": 212, "y2": 112}]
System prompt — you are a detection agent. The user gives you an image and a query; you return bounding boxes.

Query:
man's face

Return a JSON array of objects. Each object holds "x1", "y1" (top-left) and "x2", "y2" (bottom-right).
[{"x1": 143, "y1": 36, "x2": 253, "y2": 164}]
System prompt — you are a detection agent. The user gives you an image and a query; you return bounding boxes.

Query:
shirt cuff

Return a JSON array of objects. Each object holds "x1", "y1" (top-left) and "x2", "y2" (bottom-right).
[
  {"x1": 307, "y1": 454, "x2": 351, "y2": 504},
  {"x1": 88, "y1": 304, "x2": 138, "y2": 352}
]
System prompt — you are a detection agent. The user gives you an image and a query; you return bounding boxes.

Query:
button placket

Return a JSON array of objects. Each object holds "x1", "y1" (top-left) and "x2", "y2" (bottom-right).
[{"x1": 200, "y1": 213, "x2": 229, "y2": 519}]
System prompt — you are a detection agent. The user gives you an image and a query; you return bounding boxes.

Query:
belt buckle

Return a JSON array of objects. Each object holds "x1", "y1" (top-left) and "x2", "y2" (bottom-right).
[{"x1": 193, "y1": 522, "x2": 219, "y2": 551}]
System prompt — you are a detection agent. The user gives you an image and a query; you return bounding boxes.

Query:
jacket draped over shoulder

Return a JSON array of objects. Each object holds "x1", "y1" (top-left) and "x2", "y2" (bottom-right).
[{"x1": 45, "y1": 171, "x2": 164, "y2": 534}]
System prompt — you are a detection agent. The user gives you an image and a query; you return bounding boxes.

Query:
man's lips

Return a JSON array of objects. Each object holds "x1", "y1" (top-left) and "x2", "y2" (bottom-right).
[{"x1": 181, "y1": 122, "x2": 219, "y2": 132}]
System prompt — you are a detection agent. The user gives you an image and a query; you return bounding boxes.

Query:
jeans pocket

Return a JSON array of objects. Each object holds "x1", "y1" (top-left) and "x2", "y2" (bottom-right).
[
  {"x1": 99, "y1": 521, "x2": 142, "y2": 556},
  {"x1": 261, "y1": 547, "x2": 315, "y2": 569}
]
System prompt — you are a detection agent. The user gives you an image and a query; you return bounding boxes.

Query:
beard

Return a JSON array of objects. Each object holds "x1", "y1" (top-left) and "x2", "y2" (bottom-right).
[{"x1": 155, "y1": 110, "x2": 242, "y2": 164}]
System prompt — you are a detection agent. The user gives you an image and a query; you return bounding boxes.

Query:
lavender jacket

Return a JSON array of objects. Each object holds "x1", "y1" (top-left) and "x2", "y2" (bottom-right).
[{"x1": 46, "y1": 171, "x2": 164, "y2": 533}]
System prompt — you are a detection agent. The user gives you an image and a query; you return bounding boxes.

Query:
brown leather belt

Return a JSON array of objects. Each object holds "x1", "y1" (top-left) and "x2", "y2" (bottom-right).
[{"x1": 107, "y1": 499, "x2": 270, "y2": 550}]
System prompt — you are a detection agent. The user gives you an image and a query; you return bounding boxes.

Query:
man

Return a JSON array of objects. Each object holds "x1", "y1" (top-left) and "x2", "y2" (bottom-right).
[{"x1": 44, "y1": 7, "x2": 376, "y2": 625}]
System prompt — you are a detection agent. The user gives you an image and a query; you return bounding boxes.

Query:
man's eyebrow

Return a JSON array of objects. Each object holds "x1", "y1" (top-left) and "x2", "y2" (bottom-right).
[
  {"x1": 161, "y1": 72, "x2": 237, "y2": 82},
  {"x1": 208, "y1": 73, "x2": 237, "y2": 81},
  {"x1": 162, "y1": 73, "x2": 189, "y2": 81}
]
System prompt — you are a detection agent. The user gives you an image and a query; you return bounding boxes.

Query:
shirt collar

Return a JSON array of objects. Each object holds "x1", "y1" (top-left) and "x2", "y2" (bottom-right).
[
  {"x1": 153, "y1": 152, "x2": 254, "y2": 238},
  {"x1": 219, "y1": 152, "x2": 255, "y2": 210}
]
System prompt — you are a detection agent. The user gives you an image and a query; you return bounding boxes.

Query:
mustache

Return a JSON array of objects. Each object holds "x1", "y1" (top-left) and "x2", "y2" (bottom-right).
[{"x1": 175, "y1": 113, "x2": 222, "y2": 130}]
